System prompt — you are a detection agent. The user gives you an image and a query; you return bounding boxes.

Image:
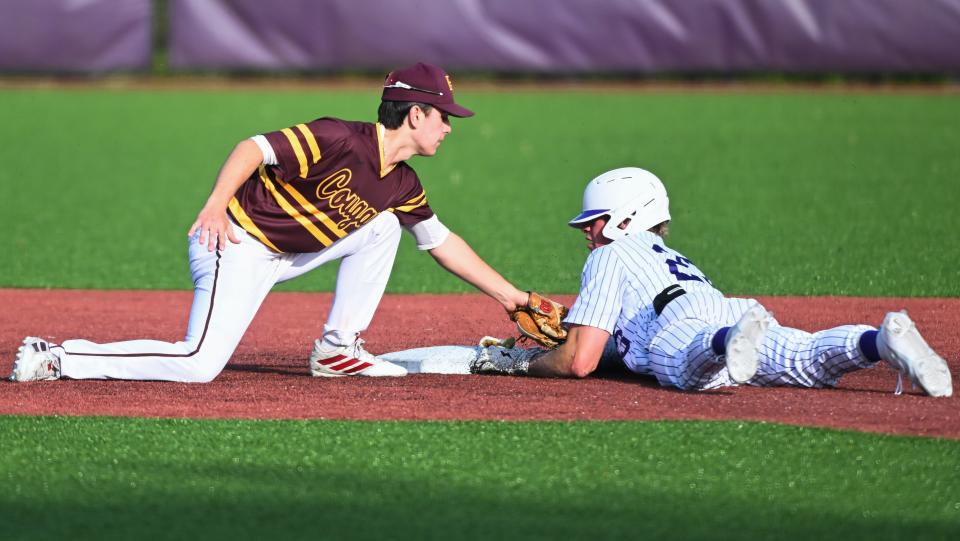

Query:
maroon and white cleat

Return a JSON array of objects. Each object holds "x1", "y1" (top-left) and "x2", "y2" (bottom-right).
[{"x1": 309, "y1": 337, "x2": 407, "y2": 377}]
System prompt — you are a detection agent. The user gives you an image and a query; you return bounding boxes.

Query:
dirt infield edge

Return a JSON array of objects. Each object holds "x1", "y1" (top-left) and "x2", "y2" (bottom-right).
[{"x1": 1, "y1": 289, "x2": 957, "y2": 439}]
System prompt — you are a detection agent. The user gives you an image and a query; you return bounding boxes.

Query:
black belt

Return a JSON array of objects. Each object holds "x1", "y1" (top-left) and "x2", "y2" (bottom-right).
[{"x1": 653, "y1": 285, "x2": 686, "y2": 316}]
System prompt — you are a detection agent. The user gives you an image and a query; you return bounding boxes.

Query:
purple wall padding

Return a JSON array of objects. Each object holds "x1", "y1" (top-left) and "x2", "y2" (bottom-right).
[
  {"x1": 168, "y1": 0, "x2": 960, "y2": 73},
  {"x1": 0, "y1": 0, "x2": 151, "y2": 72}
]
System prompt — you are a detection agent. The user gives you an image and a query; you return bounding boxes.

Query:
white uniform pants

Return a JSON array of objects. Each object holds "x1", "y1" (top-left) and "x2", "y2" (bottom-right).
[
  {"x1": 59, "y1": 213, "x2": 402, "y2": 382},
  {"x1": 647, "y1": 293, "x2": 876, "y2": 390}
]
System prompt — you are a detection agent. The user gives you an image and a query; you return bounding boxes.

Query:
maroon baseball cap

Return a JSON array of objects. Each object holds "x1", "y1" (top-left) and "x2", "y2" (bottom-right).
[{"x1": 382, "y1": 62, "x2": 474, "y2": 118}]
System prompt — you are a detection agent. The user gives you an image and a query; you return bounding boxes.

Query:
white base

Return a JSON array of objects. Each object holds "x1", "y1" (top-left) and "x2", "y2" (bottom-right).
[
  {"x1": 380, "y1": 338, "x2": 626, "y2": 375},
  {"x1": 380, "y1": 345, "x2": 481, "y2": 374}
]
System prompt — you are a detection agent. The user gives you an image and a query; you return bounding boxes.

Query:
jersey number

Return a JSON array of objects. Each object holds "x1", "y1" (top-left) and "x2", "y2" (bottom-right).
[
  {"x1": 652, "y1": 244, "x2": 709, "y2": 283},
  {"x1": 613, "y1": 328, "x2": 630, "y2": 357}
]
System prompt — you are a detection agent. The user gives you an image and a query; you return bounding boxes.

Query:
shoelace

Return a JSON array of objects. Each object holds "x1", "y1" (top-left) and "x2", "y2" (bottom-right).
[
  {"x1": 892, "y1": 370, "x2": 918, "y2": 396},
  {"x1": 885, "y1": 313, "x2": 921, "y2": 396},
  {"x1": 350, "y1": 338, "x2": 373, "y2": 362}
]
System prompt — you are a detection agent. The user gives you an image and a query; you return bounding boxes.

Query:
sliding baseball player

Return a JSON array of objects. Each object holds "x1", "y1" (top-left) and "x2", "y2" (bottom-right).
[{"x1": 401, "y1": 167, "x2": 953, "y2": 397}]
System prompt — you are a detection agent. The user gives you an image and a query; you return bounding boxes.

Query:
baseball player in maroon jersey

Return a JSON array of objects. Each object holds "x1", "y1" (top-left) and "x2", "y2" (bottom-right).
[{"x1": 11, "y1": 62, "x2": 530, "y2": 382}]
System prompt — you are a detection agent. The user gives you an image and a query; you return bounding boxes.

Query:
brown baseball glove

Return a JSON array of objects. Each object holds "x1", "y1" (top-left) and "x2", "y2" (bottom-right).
[{"x1": 510, "y1": 292, "x2": 569, "y2": 348}]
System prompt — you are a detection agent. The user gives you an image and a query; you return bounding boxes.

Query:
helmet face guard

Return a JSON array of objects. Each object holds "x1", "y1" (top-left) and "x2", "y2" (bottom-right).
[{"x1": 569, "y1": 167, "x2": 671, "y2": 242}]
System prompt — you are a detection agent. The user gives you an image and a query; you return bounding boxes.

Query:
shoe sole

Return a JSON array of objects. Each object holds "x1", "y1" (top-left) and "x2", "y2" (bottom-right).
[
  {"x1": 912, "y1": 355, "x2": 953, "y2": 398},
  {"x1": 311, "y1": 369, "x2": 348, "y2": 378},
  {"x1": 883, "y1": 313, "x2": 953, "y2": 398},
  {"x1": 726, "y1": 305, "x2": 770, "y2": 384},
  {"x1": 310, "y1": 369, "x2": 406, "y2": 378}
]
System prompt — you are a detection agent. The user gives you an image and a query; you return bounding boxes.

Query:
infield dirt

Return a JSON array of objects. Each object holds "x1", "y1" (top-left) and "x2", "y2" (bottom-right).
[{"x1": 2, "y1": 289, "x2": 957, "y2": 438}]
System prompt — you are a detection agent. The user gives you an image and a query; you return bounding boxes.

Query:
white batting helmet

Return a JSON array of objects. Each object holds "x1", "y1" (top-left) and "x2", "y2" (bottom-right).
[{"x1": 568, "y1": 167, "x2": 671, "y2": 242}]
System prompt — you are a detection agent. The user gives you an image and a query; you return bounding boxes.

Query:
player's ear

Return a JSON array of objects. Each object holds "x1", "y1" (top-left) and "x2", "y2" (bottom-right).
[{"x1": 406, "y1": 105, "x2": 423, "y2": 129}]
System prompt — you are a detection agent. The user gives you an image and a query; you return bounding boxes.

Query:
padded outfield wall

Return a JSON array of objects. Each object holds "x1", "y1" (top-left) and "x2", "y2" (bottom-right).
[
  {"x1": 0, "y1": 0, "x2": 151, "y2": 72},
  {"x1": 1, "y1": 0, "x2": 960, "y2": 73}
]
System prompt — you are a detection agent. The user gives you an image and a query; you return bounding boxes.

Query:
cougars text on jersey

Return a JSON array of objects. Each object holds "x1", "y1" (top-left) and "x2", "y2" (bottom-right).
[{"x1": 228, "y1": 118, "x2": 434, "y2": 253}]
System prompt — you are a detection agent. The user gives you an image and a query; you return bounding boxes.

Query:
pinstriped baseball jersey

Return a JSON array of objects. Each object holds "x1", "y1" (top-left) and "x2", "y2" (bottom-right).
[
  {"x1": 564, "y1": 230, "x2": 876, "y2": 390},
  {"x1": 565, "y1": 230, "x2": 724, "y2": 374},
  {"x1": 229, "y1": 118, "x2": 433, "y2": 253}
]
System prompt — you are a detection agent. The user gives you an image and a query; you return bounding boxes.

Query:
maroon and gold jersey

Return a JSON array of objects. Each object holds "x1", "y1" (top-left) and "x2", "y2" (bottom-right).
[{"x1": 228, "y1": 118, "x2": 433, "y2": 253}]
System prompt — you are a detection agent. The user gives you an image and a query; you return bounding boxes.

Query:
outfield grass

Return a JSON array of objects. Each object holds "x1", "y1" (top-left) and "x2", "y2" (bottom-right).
[
  {"x1": 1, "y1": 416, "x2": 958, "y2": 541},
  {"x1": 1, "y1": 88, "x2": 958, "y2": 295}
]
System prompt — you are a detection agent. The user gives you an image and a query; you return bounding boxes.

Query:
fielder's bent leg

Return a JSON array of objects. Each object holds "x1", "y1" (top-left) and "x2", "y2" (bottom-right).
[
  {"x1": 324, "y1": 213, "x2": 401, "y2": 344},
  {"x1": 58, "y1": 224, "x2": 291, "y2": 382},
  {"x1": 281, "y1": 212, "x2": 403, "y2": 347}
]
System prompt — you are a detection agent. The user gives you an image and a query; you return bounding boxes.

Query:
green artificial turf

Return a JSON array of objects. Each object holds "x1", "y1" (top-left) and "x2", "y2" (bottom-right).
[
  {"x1": 1, "y1": 416, "x2": 958, "y2": 541},
  {"x1": 1, "y1": 88, "x2": 958, "y2": 296}
]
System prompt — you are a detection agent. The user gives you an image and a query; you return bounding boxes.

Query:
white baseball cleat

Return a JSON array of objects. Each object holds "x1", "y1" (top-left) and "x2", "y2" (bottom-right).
[
  {"x1": 309, "y1": 337, "x2": 407, "y2": 377},
  {"x1": 876, "y1": 311, "x2": 953, "y2": 398},
  {"x1": 724, "y1": 304, "x2": 771, "y2": 384},
  {"x1": 10, "y1": 337, "x2": 61, "y2": 382}
]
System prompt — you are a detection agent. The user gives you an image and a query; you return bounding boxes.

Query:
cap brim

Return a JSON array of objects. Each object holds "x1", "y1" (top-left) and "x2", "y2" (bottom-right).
[
  {"x1": 434, "y1": 102, "x2": 474, "y2": 118},
  {"x1": 568, "y1": 209, "x2": 609, "y2": 227}
]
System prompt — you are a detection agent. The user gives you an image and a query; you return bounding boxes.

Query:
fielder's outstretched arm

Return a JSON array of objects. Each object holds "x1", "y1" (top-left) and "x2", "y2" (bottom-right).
[
  {"x1": 527, "y1": 324, "x2": 609, "y2": 378},
  {"x1": 428, "y1": 232, "x2": 529, "y2": 311},
  {"x1": 188, "y1": 139, "x2": 264, "y2": 252}
]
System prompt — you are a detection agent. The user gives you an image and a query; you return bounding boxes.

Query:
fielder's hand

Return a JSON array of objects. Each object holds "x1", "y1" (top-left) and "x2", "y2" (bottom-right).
[
  {"x1": 189, "y1": 207, "x2": 241, "y2": 252},
  {"x1": 509, "y1": 292, "x2": 569, "y2": 348}
]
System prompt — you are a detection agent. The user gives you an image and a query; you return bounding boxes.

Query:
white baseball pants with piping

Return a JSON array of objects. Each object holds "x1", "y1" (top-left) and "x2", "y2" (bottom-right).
[
  {"x1": 646, "y1": 293, "x2": 877, "y2": 390},
  {"x1": 58, "y1": 212, "x2": 401, "y2": 382}
]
